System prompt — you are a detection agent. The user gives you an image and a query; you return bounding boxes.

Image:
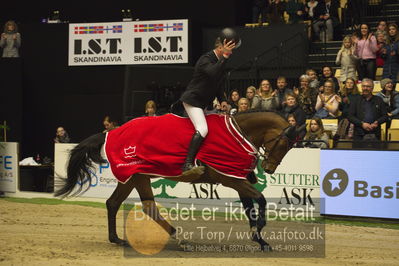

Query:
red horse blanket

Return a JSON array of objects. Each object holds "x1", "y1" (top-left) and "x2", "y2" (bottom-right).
[{"x1": 104, "y1": 114, "x2": 258, "y2": 183}]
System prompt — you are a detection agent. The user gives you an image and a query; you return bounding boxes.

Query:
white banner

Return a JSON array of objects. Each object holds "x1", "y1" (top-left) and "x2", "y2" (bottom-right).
[
  {"x1": 0, "y1": 142, "x2": 18, "y2": 193},
  {"x1": 68, "y1": 19, "x2": 189, "y2": 66},
  {"x1": 54, "y1": 145, "x2": 319, "y2": 205}
]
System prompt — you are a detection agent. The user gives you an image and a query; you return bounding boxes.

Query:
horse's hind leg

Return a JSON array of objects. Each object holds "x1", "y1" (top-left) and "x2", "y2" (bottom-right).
[
  {"x1": 106, "y1": 177, "x2": 135, "y2": 246},
  {"x1": 134, "y1": 175, "x2": 176, "y2": 236}
]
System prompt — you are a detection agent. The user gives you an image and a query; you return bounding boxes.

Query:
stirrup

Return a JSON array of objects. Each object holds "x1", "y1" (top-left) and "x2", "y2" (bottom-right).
[{"x1": 181, "y1": 165, "x2": 205, "y2": 176}]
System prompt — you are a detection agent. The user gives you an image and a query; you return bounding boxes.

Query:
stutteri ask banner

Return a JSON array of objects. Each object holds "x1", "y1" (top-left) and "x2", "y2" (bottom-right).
[{"x1": 68, "y1": 19, "x2": 189, "y2": 66}]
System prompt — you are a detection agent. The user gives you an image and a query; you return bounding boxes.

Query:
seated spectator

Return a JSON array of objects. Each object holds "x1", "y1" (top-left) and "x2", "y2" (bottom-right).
[
  {"x1": 287, "y1": 113, "x2": 306, "y2": 145},
  {"x1": 353, "y1": 23, "x2": 378, "y2": 81},
  {"x1": 144, "y1": 100, "x2": 158, "y2": 116},
  {"x1": 54, "y1": 127, "x2": 71, "y2": 143},
  {"x1": 267, "y1": 0, "x2": 286, "y2": 24},
  {"x1": 303, "y1": 117, "x2": 330, "y2": 148},
  {"x1": 252, "y1": 79, "x2": 279, "y2": 111},
  {"x1": 245, "y1": 86, "x2": 257, "y2": 109},
  {"x1": 275, "y1": 76, "x2": 293, "y2": 110},
  {"x1": 228, "y1": 89, "x2": 240, "y2": 111},
  {"x1": 315, "y1": 80, "x2": 342, "y2": 118},
  {"x1": 376, "y1": 78, "x2": 399, "y2": 121},
  {"x1": 348, "y1": 78, "x2": 388, "y2": 140},
  {"x1": 286, "y1": 0, "x2": 306, "y2": 24},
  {"x1": 295, "y1": 74, "x2": 318, "y2": 118},
  {"x1": 305, "y1": 0, "x2": 319, "y2": 25},
  {"x1": 375, "y1": 30, "x2": 387, "y2": 69},
  {"x1": 252, "y1": 0, "x2": 269, "y2": 24},
  {"x1": 102, "y1": 115, "x2": 119, "y2": 133},
  {"x1": 0, "y1": 20, "x2": 21, "y2": 58},
  {"x1": 381, "y1": 23, "x2": 399, "y2": 84},
  {"x1": 312, "y1": 0, "x2": 340, "y2": 42},
  {"x1": 319, "y1": 66, "x2": 340, "y2": 93},
  {"x1": 231, "y1": 97, "x2": 250, "y2": 115},
  {"x1": 336, "y1": 35, "x2": 358, "y2": 83},
  {"x1": 281, "y1": 93, "x2": 306, "y2": 126},
  {"x1": 338, "y1": 77, "x2": 360, "y2": 118},
  {"x1": 306, "y1": 68, "x2": 320, "y2": 90}
]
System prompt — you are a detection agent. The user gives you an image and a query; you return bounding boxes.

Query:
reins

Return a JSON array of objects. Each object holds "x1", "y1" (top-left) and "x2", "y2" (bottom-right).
[{"x1": 231, "y1": 113, "x2": 291, "y2": 168}]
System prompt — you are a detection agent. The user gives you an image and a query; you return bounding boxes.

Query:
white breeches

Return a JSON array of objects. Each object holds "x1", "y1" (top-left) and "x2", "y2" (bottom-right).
[{"x1": 183, "y1": 102, "x2": 208, "y2": 138}]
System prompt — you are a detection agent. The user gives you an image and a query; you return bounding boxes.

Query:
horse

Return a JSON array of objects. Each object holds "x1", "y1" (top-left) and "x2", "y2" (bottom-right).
[{"x1": 55, "y1": 110, "x2": 299, "y2": 251}]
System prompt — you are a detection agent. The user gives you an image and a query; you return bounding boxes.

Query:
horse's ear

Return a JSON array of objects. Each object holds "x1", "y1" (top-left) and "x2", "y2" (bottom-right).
[{"x1": 283, "y1": 126, "x2": 296, "y2": 139}]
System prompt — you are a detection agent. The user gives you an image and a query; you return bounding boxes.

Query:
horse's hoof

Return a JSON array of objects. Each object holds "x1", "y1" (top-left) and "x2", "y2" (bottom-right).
[
  {"x1": 261, "y1": 243, "x2": 273, "y2": 252},
  {"x1": 110, "y1": 238, "x2": 130, "y2": 247}
]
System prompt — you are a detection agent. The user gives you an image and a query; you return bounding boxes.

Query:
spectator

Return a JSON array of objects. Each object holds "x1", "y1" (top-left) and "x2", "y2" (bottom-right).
[
  {"x1": 338, "y1": 77, "x2": 360, "y2": 118},
  {"x1": 346, "y1": 0, "x2": 363, "y2": 29},
  {"x1": 319, "y1": 66, "x2": 340, "y2": 92},
  {"x1": 312, "y1": 0, "x2": 340, "y2": 42},
  {"x1": 275, "y1": 76, "x2": 293, "y2": 109},
  {"x1": 315, "y1": 80, "x2": 342, "y2": 118},
  {"x1": 286, "y1": 0, "x2": 306, "y2": 24},
  {"x1": 144, "y1": 100, "x2": 157, "y2": 116},
  {"x1": 303, "y1": 117, "x2": 330, "y2": 148},
  {"x1": 375, "y1": 20, "x2": 388, "y2": 36},
  {"x1": 102, "y1": 115, "x2": 119, "y2": 133},
  {"x1": 381, "y1": 23, "x2": 399, "y2": 84},
  {"x1": 335, "y1": 35, "x2": 358, "y2": 83},
  {"x1": 295, "y1": 74, "x2": 318, "y2": 118},
  {"x1": 287, "y1": 113, "x2": 306, "y2": 145},
  {"x1": 305, "y1": 0, "x2": 319, "y2": 21},
  {"x1": 252, "y1": 79, "x2": 279, "y2": 111},
  {"x1": 246, "y1": 86, "x2": 257, "y2": 109},
  {"x1": 306, "y1": 68, "x2": 320, "y2": 90},
  {"x1": 54, "y1": 127, "x2": 71, "y2": 143},
  {"x1": 252, "y1": 0, "x2": 269, "y2": 24},
  {"x1": 232, "y1": 97, "x2": 250, "y2": 115},
  {"x1": 268, "y1": 0, "x2": 286, "y2": 25},
  {"x1": 348, "y1": 78, "x2": 388, "y2": 140},
  {"x1": 228, "y1": 89, "x2": 240, "y2": 111},
  {"x1": 375, "y1": 30, "x2": 387, "y2": 69},
  {"x1": 376, "y1": 78, "x2": 399, "y2": 122},
  {"x1": 353, "y1": 23, "x2": 378, "y2": 80},
  {"x1": 281, "y1": 92, "x2": 306, "y2": 126},
  {"x1": 0, "y1": 20, "x2": 21, "y2": 58}
]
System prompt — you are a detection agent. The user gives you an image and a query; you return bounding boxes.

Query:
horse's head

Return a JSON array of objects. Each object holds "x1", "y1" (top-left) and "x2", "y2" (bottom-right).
[
  {"x1": 260, "y1": 124, "x2": 304, "y2": 174},
  {"x1": 234, "y1": 111, "x2": 305, "y2": 175}
]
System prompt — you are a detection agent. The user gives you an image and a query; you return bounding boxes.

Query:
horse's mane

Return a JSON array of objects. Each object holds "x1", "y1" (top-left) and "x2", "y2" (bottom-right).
[{"x1": 234, "y1": 109, "x2": 287, "y2": 121}]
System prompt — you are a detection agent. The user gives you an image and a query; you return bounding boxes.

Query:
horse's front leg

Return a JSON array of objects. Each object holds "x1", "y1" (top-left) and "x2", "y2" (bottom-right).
[
  {"x1": 239, "y1": 194, "x2": 271, "y2": 252},
  {"x1": 106, "y1": 177, "x2": 135, "y2": 246}
]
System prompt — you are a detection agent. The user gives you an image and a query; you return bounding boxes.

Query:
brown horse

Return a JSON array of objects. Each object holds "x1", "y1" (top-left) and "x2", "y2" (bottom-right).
[{"x1": 55, "y1": 111, "x2": 298, "y2": 251}]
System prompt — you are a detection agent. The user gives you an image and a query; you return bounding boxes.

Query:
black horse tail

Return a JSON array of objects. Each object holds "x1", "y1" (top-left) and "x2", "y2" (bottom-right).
[{"x1": 54, "y1": 132, "x2": 106, "y2": 198}]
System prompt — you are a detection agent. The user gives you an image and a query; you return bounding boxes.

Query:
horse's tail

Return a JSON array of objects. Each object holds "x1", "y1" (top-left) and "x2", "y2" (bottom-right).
[{"x1": 54, "y1": 132, "x2": 106, "y2": 198}]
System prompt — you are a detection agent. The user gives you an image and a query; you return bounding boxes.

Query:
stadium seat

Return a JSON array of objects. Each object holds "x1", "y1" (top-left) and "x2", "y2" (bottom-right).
[
  {"x1": 390, "y1": 119, "x2": 399, "y2": 129},
  {"x1": 381, "y1": 122, "x2": 386, "y2": 141},
  {"x1": 388, "y1": 128, "x2": 399, "y2": 141}
]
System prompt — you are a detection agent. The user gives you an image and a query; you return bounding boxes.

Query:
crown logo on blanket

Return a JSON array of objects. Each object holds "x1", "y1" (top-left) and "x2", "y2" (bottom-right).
[{"x1": 124, "y1": 146, "x2": 137, "y2": 157}]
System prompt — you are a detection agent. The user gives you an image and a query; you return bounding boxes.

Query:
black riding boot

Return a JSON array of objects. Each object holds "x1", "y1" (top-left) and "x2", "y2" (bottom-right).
[{"x1": 182, "y1": 131, "x2": 204, "y2": 172}]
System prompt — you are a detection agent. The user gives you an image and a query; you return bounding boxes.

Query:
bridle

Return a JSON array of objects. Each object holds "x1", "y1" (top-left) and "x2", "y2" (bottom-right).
[
  {"x1": 231, "y1": 113, "x2": 293, "y2": 170},
  {"x1": 258, "y1": 126, "x2": 293, "y2": 168}
]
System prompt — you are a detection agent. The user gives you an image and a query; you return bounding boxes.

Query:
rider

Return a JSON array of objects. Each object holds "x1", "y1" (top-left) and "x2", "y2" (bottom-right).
[{"x1": 180, "y1": 27, "x2": 241, "y2": 174}]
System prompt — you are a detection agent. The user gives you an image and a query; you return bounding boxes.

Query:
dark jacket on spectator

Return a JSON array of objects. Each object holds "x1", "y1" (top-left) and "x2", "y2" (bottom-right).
[
  {"x1": 348, "y1": 95, "x2": 388, "y2": 139},
  {"x1": 313, "y1": 0, "x2": 340, "y2": 26},
  {"x1": 282, "y1": 104, "x2": 306, "y2": 126}
]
